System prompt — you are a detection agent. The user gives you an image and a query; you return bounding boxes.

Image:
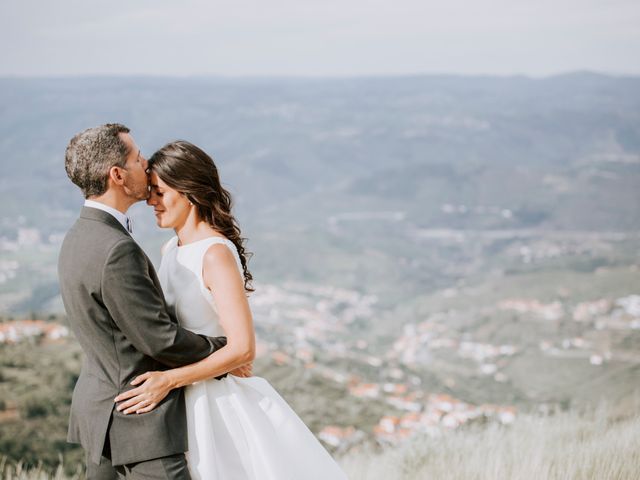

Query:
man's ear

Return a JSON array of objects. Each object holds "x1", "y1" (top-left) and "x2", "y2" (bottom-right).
[{"x1": 109, "y1": 166, "x2": 125, "y2": 186}]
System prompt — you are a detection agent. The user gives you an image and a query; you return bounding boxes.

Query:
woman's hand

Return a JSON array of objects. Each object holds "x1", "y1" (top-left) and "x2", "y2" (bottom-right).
[
  {"x1": 113, "y1": 371, "x2": 174, "y2": 414},
  {"x1": 230, "y1": 362, "x2": 253, "y2": 378}
]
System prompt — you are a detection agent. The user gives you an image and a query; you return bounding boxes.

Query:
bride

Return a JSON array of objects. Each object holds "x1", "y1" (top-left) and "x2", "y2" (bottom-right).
[{"x1": 113, "y1": 141, "x2": 348, "y2": 480}]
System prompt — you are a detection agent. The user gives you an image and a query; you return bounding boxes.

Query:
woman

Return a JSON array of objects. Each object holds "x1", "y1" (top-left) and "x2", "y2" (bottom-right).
[{"x1": 113, "y1": 141, "x2": 348, "y2": 480}]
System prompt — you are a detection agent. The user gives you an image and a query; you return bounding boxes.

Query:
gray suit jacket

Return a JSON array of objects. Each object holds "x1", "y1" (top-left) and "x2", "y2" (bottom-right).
[{"x1": 58, "y1": 207, "x2": 227, "y2": 466}]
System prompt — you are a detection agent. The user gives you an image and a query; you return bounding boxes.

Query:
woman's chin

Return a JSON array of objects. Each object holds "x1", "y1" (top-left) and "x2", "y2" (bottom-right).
[{"x1": 154, "y1": 215, "x2": 169, "y2": 228}]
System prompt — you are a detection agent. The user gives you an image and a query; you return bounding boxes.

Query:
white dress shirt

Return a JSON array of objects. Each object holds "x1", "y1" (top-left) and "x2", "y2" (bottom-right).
[{"x1": 84, "y1": 199, "x2": 132, "y2": 233}]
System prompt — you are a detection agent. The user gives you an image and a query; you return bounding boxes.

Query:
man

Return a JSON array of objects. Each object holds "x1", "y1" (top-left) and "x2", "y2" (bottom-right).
[{"x1": 59, "y1": 124, "x2": 232, "y2": 479}]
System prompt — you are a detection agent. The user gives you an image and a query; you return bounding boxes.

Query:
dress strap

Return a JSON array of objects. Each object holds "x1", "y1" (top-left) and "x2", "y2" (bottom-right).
[
  {"x1": 160, "y1": 236, "x2": 179, "y2": 256},
  {"x1": 196, "y1": 237, "x2": 244, "y2": 279}
]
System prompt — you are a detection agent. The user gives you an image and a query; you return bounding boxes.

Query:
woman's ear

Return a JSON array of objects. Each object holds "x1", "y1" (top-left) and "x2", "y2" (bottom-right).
[{"x1": 181, "y1": 192, "x2": 194, "y2": 206}]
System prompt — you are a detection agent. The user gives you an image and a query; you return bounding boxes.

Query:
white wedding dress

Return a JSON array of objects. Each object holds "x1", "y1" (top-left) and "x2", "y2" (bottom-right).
[{"x1": 158, "y1": 236, "x2": 348, "y2": 480}]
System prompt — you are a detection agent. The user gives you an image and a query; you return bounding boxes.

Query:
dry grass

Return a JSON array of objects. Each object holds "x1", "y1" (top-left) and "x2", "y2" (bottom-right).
[
  {"x1": 341, "y1": 407, "x2": 640, "y2": 480},
  {"x1": 0, "y1": 457, "x2": 82, "y2": 480}
]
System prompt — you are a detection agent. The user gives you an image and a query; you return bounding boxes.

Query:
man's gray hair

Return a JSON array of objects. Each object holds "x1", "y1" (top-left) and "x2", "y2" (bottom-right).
[{"x1": 65, "y1": 123, "x2": 131, "y2": 198}]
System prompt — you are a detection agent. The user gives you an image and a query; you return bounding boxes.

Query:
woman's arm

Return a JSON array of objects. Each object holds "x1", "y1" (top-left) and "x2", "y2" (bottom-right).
[
  {"x1": 168, "y1": 243, "x2": 256, "y2": 384},
  {"x1": 114, "y1": 242, "x2": 255, "y2": 414}
]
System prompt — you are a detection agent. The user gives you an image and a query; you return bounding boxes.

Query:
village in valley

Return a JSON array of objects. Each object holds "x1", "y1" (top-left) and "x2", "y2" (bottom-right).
[
  {"x1": 1, "y1": 215, "x2": 639, "y2": 455},
  {"x1": 1, "y1": 244, "x2": 639, "y2": 454},
  {"x1": 240, "y1": 280, "x2": 640, "y2": 451}
]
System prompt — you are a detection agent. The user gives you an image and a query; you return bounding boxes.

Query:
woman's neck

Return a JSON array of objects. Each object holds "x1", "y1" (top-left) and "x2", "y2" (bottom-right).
[{"x1": 174, "y1": 212, "x2": 220, "y2": 246}]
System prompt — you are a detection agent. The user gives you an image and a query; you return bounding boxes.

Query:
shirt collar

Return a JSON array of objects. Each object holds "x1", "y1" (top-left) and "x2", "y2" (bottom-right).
[{"x1": 83, "y1": 199, "x2": 130, "y2": 233}]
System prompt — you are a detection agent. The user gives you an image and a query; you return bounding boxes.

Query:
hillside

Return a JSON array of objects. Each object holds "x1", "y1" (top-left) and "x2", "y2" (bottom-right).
[{"x1": 0, "y1": 74, "x2": 639, "y2": 472}]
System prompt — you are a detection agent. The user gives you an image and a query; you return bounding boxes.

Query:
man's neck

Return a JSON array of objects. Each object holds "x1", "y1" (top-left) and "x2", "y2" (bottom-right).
[{"x1": 87, "y1": 191, "x2": 134, "y2": 214}]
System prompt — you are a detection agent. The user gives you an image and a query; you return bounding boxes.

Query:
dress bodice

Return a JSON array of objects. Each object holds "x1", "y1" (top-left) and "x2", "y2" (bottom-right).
[
  {"x1": 158, "y1": 237, "x2": 349, "y2": 480},
  {"x1": 158, "y1": 236, "x2": 244, "y2": 337}
]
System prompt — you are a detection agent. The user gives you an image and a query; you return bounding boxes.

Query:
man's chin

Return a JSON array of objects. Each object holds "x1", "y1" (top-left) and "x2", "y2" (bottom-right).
[{"x1": 123, "y1": 183, "x2": 150, "y2": 202}]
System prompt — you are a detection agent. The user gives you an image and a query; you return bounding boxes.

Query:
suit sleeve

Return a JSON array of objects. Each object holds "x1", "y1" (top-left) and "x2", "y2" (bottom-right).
[{"x1": 101, "y1": 238, "x2": 227, "y2": 368}]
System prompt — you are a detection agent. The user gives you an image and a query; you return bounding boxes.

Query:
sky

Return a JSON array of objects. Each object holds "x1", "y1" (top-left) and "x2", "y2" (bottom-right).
[{"x1": 1, "y1": 0, "x2": 639, "y2": 77}]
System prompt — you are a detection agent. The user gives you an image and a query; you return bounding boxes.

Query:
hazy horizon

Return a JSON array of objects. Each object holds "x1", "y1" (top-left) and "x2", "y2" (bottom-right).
[{"x1": 0, "y1": 70, "x2": 636, "y2": 80}]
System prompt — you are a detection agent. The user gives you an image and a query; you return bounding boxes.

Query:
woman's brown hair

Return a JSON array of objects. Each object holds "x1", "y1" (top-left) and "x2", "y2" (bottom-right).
[{"x1": 149, "y1": 141, "x2": 254, "y2": 292}]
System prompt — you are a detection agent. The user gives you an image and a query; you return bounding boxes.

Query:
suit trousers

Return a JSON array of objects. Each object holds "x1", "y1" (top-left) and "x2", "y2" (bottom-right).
[{"x1": 86, "y1": 435, "x2": 191, "y2": 480}]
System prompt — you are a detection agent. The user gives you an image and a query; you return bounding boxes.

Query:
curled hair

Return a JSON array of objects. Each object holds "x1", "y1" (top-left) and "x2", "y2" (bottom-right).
[
  {"x1": 149, "y1": 141, "x2": 254, "y2": 292},
  {"x1": 65, "y1": 123, "x2": 130, "y2": 198}
]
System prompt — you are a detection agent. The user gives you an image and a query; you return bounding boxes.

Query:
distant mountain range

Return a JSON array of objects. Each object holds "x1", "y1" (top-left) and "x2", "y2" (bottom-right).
[
  {"x1": 1, "y1": 73, "x2": 638, "y2": 308},
  {"x1": 0, "y1": 72, "x2": 638, "y2": 237}
]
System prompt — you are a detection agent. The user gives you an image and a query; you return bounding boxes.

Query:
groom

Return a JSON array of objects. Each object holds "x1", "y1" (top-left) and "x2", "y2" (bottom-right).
[{"x1": 59, "y1": 124, "x2": 228, "y2": 479}]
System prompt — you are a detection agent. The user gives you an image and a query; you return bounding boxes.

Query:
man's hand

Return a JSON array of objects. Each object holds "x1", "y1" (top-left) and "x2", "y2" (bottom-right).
[{"x1": 230, "y1": 362, "x2": 253, "y2": 378}]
